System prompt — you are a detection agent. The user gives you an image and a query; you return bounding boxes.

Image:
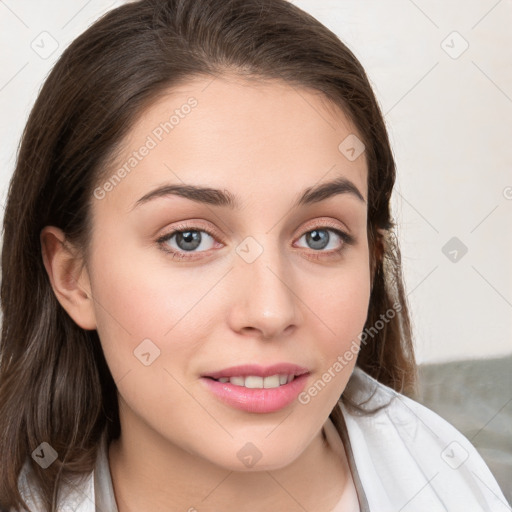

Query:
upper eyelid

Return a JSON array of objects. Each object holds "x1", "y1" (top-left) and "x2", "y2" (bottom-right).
[
  {"x1": 161, "y1": 215, "x2": 351, "y2": 235},
  {"x1": 159, "y1": 219, "x2": 348, "y2": 235}
]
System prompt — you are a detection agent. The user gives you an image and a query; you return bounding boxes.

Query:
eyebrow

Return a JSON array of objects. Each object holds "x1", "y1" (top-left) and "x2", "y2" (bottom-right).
[{"x1": 131, "y1": 176, "x2": 365, "y2": 211}]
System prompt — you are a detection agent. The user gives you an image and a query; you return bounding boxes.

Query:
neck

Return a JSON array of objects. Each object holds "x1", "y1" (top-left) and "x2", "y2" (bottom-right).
[{"x1": 108, "y1": 410, "x2": 351, "y2": 512}]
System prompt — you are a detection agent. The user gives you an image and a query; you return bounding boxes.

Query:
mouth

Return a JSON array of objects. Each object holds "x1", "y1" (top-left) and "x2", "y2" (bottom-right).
[
  {"x1": 200, "y1": 363, "x2": 310, "y2": 413},
  {"x1": 202, "y1": 363, "x2": 309, "y2": 386}
]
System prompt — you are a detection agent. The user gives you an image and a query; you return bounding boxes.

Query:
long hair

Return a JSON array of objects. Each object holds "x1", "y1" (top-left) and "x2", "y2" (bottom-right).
[{"x1": 0, "y1": 0, "x2": 416, "y2": 509}]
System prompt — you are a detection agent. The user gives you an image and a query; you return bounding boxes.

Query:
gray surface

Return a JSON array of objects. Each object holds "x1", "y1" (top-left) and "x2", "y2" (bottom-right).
[{"x1": 417, "y1": 356, "x2": 512, "y2": 504}]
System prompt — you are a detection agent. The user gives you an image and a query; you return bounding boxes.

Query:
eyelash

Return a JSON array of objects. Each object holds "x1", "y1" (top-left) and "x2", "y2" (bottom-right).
[{"x1": 156, "y1": 221, "x2": 355, "y2": 261}]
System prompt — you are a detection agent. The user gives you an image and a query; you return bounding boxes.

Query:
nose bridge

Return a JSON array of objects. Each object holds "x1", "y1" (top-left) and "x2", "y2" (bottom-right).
[
  {"x1": 237, "y1": 233, "x2": 291, "y2": 299},
  {"x1": 229, "y1": 232, "x2": 300, "y2": 337}
]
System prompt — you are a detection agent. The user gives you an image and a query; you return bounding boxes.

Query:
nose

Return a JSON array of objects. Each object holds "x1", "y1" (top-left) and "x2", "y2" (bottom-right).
[{"x1": 226, "y1": 237, "x2": 303, "y2": 340}]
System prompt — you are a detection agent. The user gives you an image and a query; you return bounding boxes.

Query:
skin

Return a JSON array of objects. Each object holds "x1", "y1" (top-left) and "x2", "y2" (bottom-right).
[{"x1": 41, "y1": 74, "x2": 371, "y2": 511}]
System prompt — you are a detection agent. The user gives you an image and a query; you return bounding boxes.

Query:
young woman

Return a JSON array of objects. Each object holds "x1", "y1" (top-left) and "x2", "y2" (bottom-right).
[{"x1": 0, "y1": 0, "x2": 508, "y2": 511}]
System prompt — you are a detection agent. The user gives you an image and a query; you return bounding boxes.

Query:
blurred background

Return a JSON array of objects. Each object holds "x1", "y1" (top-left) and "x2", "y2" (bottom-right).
[{"x1": 0, "y1": 0, "x2": 510, "y2": 503}]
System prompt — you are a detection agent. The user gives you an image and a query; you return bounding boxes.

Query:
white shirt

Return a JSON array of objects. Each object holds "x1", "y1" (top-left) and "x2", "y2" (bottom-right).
[{"x1": 12, "y1": 367, "x2": 510, "y2": 511}]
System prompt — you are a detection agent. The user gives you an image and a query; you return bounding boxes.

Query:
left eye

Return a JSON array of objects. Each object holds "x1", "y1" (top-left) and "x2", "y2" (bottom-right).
[
  {"x1": 157, "y1": 225, "x2": 351, "y2": 259},
  {"x1": 158, "y1": 228, "x2": 217, "y2": 255},
  {"x1": 295, "y1": 228, "x2": 347, "y2": 252}
]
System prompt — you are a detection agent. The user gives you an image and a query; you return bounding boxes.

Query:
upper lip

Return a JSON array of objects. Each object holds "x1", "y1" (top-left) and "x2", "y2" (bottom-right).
[{"x1": 202, "y1": 363, "x2": 310, "y2": 380}]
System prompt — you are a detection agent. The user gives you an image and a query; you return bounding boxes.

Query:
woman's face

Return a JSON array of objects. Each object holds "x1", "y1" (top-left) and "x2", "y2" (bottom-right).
[{"x1": 85, "y1": 74, "x2": 370, "y2": 470}]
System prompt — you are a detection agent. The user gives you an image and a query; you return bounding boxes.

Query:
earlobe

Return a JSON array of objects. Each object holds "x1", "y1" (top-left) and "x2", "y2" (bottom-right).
[{"x1": 40, "y1": 226, "x2": 97, "y2": 330}]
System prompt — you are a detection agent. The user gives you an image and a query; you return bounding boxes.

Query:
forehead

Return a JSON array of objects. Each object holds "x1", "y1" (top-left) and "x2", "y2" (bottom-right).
[{"x1": 96, "y1": 74, "x2": 368, "y2": 213}]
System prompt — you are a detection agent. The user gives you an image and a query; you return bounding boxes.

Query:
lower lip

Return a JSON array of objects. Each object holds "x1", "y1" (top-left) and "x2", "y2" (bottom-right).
[{"x1": 200, "y1": 374, "x2": 309, "y2": 413}]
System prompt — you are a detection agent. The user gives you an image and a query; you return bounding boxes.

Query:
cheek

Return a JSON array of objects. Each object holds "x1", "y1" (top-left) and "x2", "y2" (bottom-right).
[
  {"x1": 306, "y1": 250, "x2": 371, "y2": 390},
  {"x1": 294, "y1": 256, "x2": 371, "y2": 426},
  {"x1": 316, "y1": 252, "x2": 371, "y2": 337},
  {"x1": 86, "y1": 232, "x2": 206, "y2": 380}
]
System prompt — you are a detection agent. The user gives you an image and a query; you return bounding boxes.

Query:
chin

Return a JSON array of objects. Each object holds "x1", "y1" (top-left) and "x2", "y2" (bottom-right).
[{"x1": 204, "y1": 439, "x2": 305, "y2": 473}]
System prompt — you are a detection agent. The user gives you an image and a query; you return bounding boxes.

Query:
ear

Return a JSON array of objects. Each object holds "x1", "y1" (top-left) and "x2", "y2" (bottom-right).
[{"x1": 40, "y1": 226, "x2": 97, "y2": 330}]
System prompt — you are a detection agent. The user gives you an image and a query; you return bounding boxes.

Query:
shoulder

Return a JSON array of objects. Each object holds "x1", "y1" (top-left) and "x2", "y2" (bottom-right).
[{"x1": 340, "y1": 366, "x2": 510, "y2": 511}]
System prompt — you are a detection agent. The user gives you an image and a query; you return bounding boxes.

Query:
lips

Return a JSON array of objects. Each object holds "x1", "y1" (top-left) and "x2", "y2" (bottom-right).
[{"x1": 200, "y1": 363, "x2": 311, "y2": 413}]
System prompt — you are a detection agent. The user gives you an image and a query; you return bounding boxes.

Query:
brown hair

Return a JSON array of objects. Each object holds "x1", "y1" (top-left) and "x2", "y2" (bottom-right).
[{"x1": 0, "y1": 0, "x2": 416, "y2": 510}]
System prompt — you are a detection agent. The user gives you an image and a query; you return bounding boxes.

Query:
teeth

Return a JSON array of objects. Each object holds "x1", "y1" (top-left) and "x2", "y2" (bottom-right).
[
  {"x1": 216, "y1": 374, "x2": 295, "y2": 388},
  {"x1": 263, "y1": 375, "x2": 280, "y2": 388},
  {"x1": 245, "y1": 376, "x2": 263, "y2": 388}
]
